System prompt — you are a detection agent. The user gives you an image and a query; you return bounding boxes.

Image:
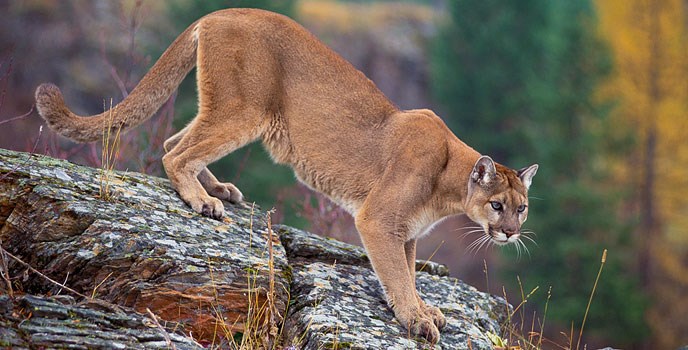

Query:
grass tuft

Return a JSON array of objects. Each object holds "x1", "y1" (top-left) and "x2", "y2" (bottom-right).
[
  {"x1": 205, "y1": 206, "x2": 287, "y2": 349},
  {"x1": 494, "y1": 248, "x2": 609, "y2": 350},
  {"x1": 99, "y1": 99, "x2": 126, "y2": 201},
  {"x1": 575, "y1": 249, "x2": 607, "y2": 350}
]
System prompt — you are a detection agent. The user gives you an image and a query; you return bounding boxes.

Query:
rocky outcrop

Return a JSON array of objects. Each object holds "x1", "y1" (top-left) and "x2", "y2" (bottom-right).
[
  {"x1": 281, "y1": 227, "x2": 506, "y2": 350},
  {"x1": 0, "y1": 294, "x2": 204, "y2": 349},
  {"x1": 0, "y1": 148, "x2": 508, "y2": 349},
  {"x1": 0, "y1": 148, "x2": 290, "y2": 347}
]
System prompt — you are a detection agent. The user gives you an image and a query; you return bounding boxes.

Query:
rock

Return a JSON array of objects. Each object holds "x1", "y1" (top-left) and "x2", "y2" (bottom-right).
[
  {"x1": 0, "y1": 148, "x2": 290, "y2": 344},
  {"x1": 0, "y1": 148, "x2": 509, "y2": 348},
  {"x1": 278, "y1": 224, "x2": 449, "y2": 277},
  {"x1": 0, "y1": 294, "x2": 203, "y2": 349},
  {"x1": 279, "y1": 227, "x2": 507, "y2": 349}
]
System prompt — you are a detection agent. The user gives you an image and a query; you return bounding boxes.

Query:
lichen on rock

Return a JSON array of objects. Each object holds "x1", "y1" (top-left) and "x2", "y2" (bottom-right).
[
  {"x1": 0, "y1": 148, "x2": 509, "y2": 349},
  {"x1": 279, "y1": 226, "x2": 507, "y2": 349},
  {"x1": 0, "y1": 294, "x2": 204, "y2": 349},
  {"x1": 0, "y1": 148, "x2": 290, "y2": 343}
]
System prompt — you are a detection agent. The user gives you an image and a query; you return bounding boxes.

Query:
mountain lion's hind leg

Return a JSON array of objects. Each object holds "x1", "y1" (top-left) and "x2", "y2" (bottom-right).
[
  {"x1": 164, "y1": 127, "x2": 243, "y2": 204},
  {"x1": 162, "y1": 112, "x2": 263, "y2": 219}
]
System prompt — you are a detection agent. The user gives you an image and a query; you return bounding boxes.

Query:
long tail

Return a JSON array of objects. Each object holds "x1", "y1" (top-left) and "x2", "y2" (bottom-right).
[{"x1": 35, "y1": 22, "x2": 199, "y2": 143}]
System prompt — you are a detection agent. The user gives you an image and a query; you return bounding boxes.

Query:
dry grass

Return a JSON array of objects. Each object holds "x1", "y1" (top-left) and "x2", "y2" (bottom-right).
[
  {"x1": 575, "y1": 249, "x2": 607, "y2": 350},
  {"x1": 98, "y1": 99, "x2": 126, "y2": 201},
  {"x1": 493, "y1": 249, "x2": 609, "y2": 350},
  {"x1": 205, "y1": 207, "x2": 288, "y2": 350}
]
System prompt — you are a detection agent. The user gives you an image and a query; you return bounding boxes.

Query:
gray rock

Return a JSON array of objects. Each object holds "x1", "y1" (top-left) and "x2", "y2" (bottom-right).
[
  {"x1": 0, "y1": 148, "x2": 290, "y2": 344},
  {"x1": 0, "y1": 148, "x2": 508, "y2": 349},
  {"x1": 277, "y1": 225, "x2": 449, "y2": 277},
  {"x1": 279, "y1": 226, "x2": 508, "y2": 349},
  {"x1": 0, "y1": 294, "x2": 204, "y2": 349}
]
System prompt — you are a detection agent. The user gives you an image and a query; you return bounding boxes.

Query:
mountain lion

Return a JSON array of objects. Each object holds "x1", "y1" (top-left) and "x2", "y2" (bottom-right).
[{"x1": 35, "y1": 8, "x2": 538, "y2": 342}]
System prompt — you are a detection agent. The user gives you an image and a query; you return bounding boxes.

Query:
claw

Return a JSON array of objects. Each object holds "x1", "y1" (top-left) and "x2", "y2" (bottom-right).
[
  {"x1": 196, "y1": 197, "x2": 225, "y2": 220},
  {"x1": 201, "y1": 203, "x2": 213, "y2": 217},
  {"x1": 410, "y1": 317, "x2": 440, "y2": 343},
  {"x1": 399, "y1": 307, "x2": 442, "y2": 343},
  {"x1": 427, "y1": 306, "x2": 446, "y2": 330}
]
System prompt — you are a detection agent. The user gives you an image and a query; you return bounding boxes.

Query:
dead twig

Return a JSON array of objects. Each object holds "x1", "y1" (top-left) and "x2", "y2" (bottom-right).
[
  {"x1": 1, "y1": 125, "x2": 43, "y2": 181},
  {"x1": 0, "y1": 105, "x2": 35, "y2": 126},
  {"x1": 0, "y1": 240, "x2": 13, "y2": 297},
  {"x1": 146, "y1": 308, "x2": 177, "y2": 350},
  {"x1": 0, "y1": 245, "x2": 89, "y2": 299}
]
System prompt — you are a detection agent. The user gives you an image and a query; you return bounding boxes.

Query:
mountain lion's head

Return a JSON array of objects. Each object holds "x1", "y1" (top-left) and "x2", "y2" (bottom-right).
[{"x1": 464, "y1": 156, "x2": 538, "y2": 247}]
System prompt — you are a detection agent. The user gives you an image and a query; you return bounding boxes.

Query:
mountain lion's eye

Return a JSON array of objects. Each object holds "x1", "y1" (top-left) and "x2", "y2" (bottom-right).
[
  {"x1": 490, "y1": 201, "x2": 502, "y2": 211},
  {"x1": 517, "y1": 204, "x2": 527, "y2": 213}
]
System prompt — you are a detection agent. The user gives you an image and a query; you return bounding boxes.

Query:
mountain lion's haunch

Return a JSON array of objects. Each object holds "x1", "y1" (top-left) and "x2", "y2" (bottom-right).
[{"x1": 35, "y1": 8, "x2": 538, "y2": 342}]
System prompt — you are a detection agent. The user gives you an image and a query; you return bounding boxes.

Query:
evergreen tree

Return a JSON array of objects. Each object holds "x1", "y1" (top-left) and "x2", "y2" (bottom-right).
[{"x1": 431, "y1": 0, "x2": 647, "y2": 344}]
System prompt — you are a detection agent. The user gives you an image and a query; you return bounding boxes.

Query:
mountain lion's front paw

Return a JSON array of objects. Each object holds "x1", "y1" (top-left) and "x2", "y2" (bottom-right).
[
  {"x1": 207, "y1": 182, "x2": 244, "y2": 204},
  {"x1": 398, "y1": 308, "x2": 440, "y2": 343},
  {"x1": 190, "y1": 196, "x2": 225, "y2": 220},
  {"x1": 421, "y1": 304, "x2": 446, "y2": 330}
]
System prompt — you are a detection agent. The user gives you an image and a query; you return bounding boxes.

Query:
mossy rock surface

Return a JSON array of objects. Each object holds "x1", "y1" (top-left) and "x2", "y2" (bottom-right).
[{"x1": 0, "y1": 148, "x2": 508, "y2": 349}]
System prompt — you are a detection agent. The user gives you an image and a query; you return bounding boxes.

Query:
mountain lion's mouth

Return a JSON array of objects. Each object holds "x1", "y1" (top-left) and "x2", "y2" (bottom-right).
[
  {"x1": 488, "y1": 227, "x2": 515, "y2": 245},
  {"x1": 471, "y1": 226, "x2": 533, "y2": 258}
]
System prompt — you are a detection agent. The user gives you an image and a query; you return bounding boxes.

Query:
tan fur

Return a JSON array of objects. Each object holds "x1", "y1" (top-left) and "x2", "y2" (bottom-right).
[{"x1": 35, "y1": 9, "x2": 538, "y2": 342}]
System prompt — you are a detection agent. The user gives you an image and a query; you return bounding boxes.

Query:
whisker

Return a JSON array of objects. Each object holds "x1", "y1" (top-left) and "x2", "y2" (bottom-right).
[
  {"x1": 464, "y1": 236, "x2": 482, "y2": 255},
  {"x1": 467, "y1": 242, "x2": 478, "y2": 256},
  {"x1": 474, "y1": 237, "x2": 490, "y2": 255},
  {"x1": 459, "y1": 230, "x2": 485, "y2": 238},
  {"x1": 468, "y1": 235, "x2": 490, "y2": 256},
  {"x1": 521, "y1": 230, "x2": 538, "y2": 237},
  {"x1": 470, "y1": 240, "x2": 483, "y2": 256},
  {"x1": 482, "y1": 237, "x2": 494, "y2": 254},
  {"x1": 519, "y1": 239, "x2": 532, "y2": 258},
  {"x1": 512, "y1": 240, "x2": 521, "y2": 260},
  {"x1": 521, "y1": 234, "x2": 538, "y2": 246},
  {"x1": 523, "y1": 241, "x2": 531, "y2": 257},
  {"x1": 454, "y1": 226, "x2": 484, "y2": 232},
  {"x1": 460, "y1": 229, "x2": 485, "y2": 234}
]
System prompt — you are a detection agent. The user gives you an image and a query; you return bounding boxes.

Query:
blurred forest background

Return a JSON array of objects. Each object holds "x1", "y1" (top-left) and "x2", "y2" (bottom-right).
[{"x1": 1, "y1": 0, "x2": 687, "y2": 348}]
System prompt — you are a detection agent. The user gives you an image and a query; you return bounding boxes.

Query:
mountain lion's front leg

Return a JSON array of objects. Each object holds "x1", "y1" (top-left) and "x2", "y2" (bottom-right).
[
  {"x1": 405, "y1": 240, "x2": 446, "y2": 329},
  {"x1": 356, "y1": 212, "x2": 441, "y2": 342}
]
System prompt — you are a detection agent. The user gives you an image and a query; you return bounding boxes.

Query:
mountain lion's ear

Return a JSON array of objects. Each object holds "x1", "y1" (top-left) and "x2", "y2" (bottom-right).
[
  {"x1": 471, "y1": 156, "x2": 497, "y2": 187},
  {"x1": 517, "y1": 164, "x2": 539, "y2": 190}
]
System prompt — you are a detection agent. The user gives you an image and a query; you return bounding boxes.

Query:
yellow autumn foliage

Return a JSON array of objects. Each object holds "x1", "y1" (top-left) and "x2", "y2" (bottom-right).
[{"x1": 596, "y1": 0, "x2": 688, "y2": 347}]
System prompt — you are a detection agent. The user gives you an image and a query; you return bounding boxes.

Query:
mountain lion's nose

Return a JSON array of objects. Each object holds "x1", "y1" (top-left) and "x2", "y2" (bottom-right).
[{"x1": 503, "y1": 227, "x2": 519, "y2": 238}]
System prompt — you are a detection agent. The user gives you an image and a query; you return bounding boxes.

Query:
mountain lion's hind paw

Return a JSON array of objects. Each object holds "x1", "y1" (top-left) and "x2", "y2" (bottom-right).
[{"x1": 208, "y1": 183, "x2": 244, "y2": 204}]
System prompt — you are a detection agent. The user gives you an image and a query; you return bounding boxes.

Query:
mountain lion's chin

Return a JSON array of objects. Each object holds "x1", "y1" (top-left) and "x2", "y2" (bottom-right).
[{"x1": 488, "y1": 229, "x2": 520, "y2": 245}]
